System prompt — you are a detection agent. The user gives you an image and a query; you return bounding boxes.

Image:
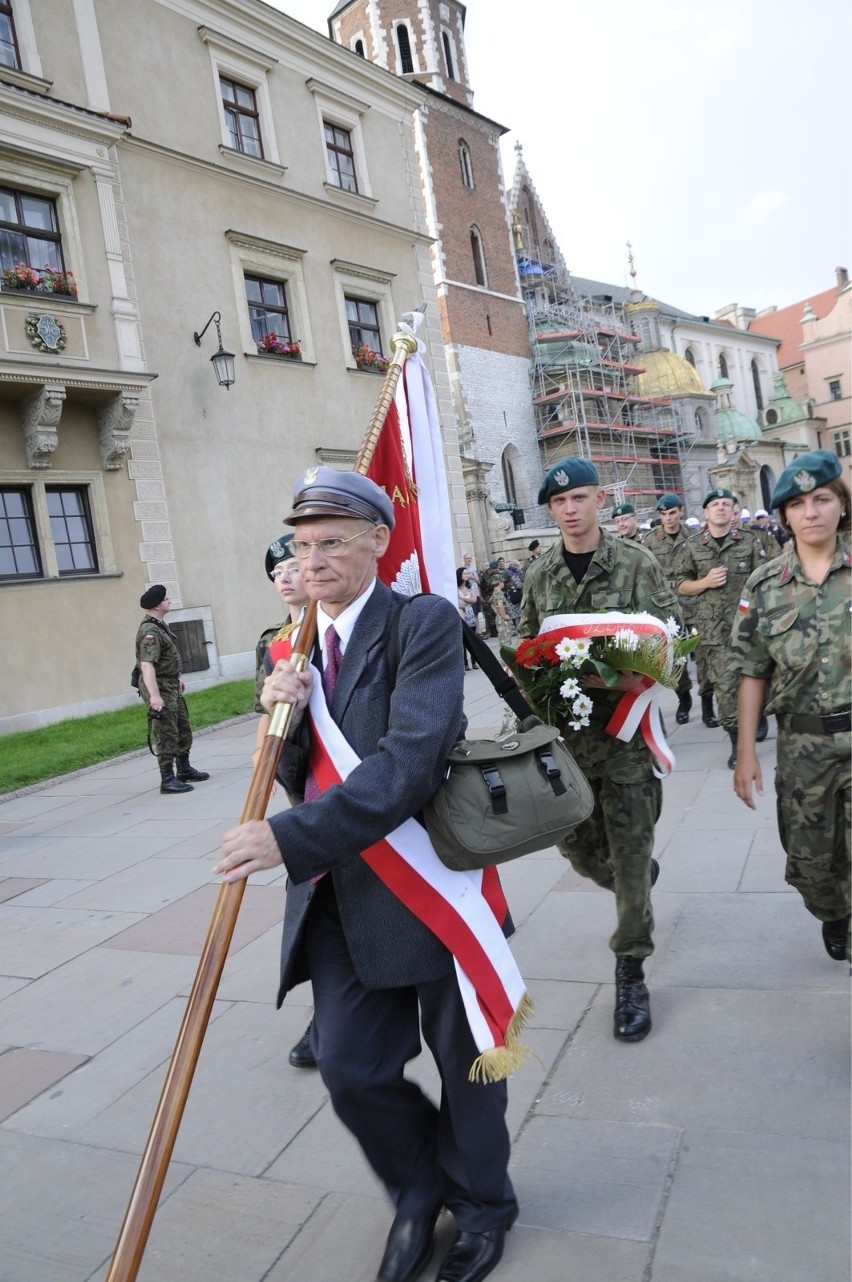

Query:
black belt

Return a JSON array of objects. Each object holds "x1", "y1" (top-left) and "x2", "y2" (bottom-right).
[{"x1": 781, "y1": 709, "x2": 851, "y2": 735}]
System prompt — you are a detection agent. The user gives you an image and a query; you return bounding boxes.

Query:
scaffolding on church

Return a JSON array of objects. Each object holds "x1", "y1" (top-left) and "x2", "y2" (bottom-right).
[{"x1": 518, "y1": 256, "x2": 693, "y2": 522}]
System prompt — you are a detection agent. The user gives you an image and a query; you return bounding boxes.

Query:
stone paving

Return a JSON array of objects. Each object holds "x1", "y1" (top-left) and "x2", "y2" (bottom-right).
[{"x1": 0, "y1": 666, "x2": 849, "y2": 1282}]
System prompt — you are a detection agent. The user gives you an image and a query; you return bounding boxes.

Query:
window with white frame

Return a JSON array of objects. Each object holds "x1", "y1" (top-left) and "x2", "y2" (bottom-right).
[
  {"x1": 307, "y1": 81, "x2": 372, "y2": 203},
  {"x1": 828, "y1": 377, "x2": 843, "y2": 402},
  {"x1": 0, "y1": 471, "x2": 115, "y2": 582},
  {"x1": 396, "y1": 22, "x2": 414, "y2": 73},
  {"x1": 226, "y1": 231, "x2": 313, "y2": 364},
  {"x1": 833, "y1": 429, "x2": 850, "y2": 457},
  {"x1": 331, "y1": 260, "x2": 395, "y2": 370},
  {"x1": 199, "y1": 27, "x2": 280, "y2": 168}
]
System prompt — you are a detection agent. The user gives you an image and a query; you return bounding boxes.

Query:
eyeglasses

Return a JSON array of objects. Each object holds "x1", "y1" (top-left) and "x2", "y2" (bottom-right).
[
  {"x1": 291, "y1": 528, "x2": 373, "y2": 560},
  {"x1": 271, "y1": 565, "x2": 301, "y2": 580}
]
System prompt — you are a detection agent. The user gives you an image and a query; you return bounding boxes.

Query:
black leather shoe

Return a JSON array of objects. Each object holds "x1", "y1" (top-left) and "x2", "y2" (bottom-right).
[
  {"x1": 288, "y1": 1022, "x2": 317, "y2": 1069},
  {"x1": 377, "y1": 1205, "x2": 442, "y2": 1282},
  {"x1": 821, "y1": 915, "x2": 850, "y2": 962},
  {"x1": 436, "y1": 1210, "x2": 517, "y2": 1282},
  {"x1": 176, "y1": 763, "x2": 210, "y2": 781},
  {"x1": 614, "y1": 956, "x2": 652, "y2": 1042}
]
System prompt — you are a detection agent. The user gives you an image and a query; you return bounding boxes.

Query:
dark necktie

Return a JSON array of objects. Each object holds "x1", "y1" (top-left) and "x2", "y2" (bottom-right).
[{"x1": 322, "y1": 624, "x2": 342, "y2": 706}]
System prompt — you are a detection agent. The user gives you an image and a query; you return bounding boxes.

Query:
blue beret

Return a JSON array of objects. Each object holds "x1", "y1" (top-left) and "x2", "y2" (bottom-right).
[
  {"x1": 771, "y1": 449, "x2": 842, "y2": 510},
  {"x1": 702, "y1": 487, "x2": 736, "y2": 507},
  {"x1": 538, "y1": 456, "x2": 600, "y2": 504},
  {"x1": 611, "y1": 503, "x2": 635, "y2": 518},
  {"x1": 284, "y1": 465, "x2": 395, "y2": 529},
  {"x1": 265, "y1": 533, "x2": 294, "y2": 580},
  {"x1": 656, "y1": 493, "x2": 682, "y2": 511}
]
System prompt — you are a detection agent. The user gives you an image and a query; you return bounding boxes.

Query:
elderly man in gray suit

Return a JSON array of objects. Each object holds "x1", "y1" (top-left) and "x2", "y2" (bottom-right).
[{"x1": 216, "y1": 467, "x2": 518, "y2": 1282}]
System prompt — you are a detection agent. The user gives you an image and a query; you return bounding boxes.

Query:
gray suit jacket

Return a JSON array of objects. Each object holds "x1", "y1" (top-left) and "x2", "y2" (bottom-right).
[{"x1": 271, "y1": 583, "x2": 467, "y2": 1002}]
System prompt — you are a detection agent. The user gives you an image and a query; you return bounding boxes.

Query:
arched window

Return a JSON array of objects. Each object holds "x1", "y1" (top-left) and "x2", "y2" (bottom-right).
[
  {"x1": 396, "y1": 24, "x2": 413, "y2": 74},
  {"x1": 442, "y1": 30, "x2": 455, "y2": 80},
  {"x1": 636, "y1": 315, "x2": 653, "y2": 350},
  {"x1": 470, "y1": 226, "x2": 487, "y2": 287},
  {"x1": 684, "y1": 347, "x2": 696, "y2": 367},
  {"x1": 718, "y1": 352, "x2": 729, "y2": 379},
  {"x1": 354, "y1": 39, "x2": 364, "y2": 57},
  {"x1": 751, "y1": 359, "x2": 764, "y2": 411},
  {"x1": 502, "y1": 451, "x2": 517, "y2": 506},
  {"x1": 458, "y1": 140, "x2": 474, "y2": 188}
]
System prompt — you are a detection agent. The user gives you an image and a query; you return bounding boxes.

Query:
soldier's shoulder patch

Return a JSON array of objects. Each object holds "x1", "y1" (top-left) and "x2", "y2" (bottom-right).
[
  {"x1": 738, "y1": 597, "x2": 750, "y2": 614},
  {"x1": 142, "y1": 632, "x2": 156, "y2": 640}
]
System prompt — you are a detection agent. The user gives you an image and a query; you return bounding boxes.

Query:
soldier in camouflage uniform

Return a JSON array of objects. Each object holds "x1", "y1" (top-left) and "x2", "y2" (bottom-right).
[
  {"x1": 611, "y1": 501, "x2": 643, "y2": 543},
  {"x1": 732, "y1": 451, "x2": 851, "y2": 962},
  {"x1": 136, "y1": 585, "x2": 209, "y2": 794},
  {"x1": 643, "y1": 493, "x2": 694, "y2": 724},
  {"x1": 676, "y1": 488, "x2": 768, "y2": 768},
  {"x1": 520, "y1": 458, "x2": 681, "y2": 1042}
]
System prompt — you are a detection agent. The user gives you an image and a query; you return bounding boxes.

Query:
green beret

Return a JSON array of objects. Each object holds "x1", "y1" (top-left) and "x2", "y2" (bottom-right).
[
  {"x1": 140, "y1": 584, "x2": 166, "y2": 610},
  {"x1": 771, "y1": 449, "x2": 842, "y2": 510},
  {"x1": 656, "y1": 493, "x2": 682, "y2": 511},
  {"x1": 265, "y1": 533, "x2": 294, "y2": 580},
  {"x1": 537, "y1": 456, "x2": 600, "y2": 504},
  {"x1": 702, "y1": 487, "x2": 736, "y2": 507},
  {"x1": 611, "y1": 503, "x2": 635, "y2": 518}
]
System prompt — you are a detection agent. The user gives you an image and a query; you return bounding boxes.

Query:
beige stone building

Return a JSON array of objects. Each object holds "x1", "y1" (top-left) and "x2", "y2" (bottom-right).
[{"x1": 0, "y1": 0, "x2": 464, "y2": 733}]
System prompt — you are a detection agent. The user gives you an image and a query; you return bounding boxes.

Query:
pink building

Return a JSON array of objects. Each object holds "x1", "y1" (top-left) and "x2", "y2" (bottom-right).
[{"x1": 749, "y1": 268, "x2": 852, "y2": 487}]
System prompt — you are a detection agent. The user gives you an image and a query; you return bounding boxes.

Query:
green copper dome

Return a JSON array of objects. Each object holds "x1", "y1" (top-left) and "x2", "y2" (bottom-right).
[{"x1": 710, "y1": 377, "x2": 760, "y2": 443}]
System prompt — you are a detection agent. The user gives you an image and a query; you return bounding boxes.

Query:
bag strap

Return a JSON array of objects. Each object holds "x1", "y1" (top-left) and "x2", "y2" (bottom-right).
[
  {"x1": 387, "y1": 591, "x2": 534, "y2": 723},
  {"x1": 460, "y1": 620, "x2": 536, "y2": 722}
]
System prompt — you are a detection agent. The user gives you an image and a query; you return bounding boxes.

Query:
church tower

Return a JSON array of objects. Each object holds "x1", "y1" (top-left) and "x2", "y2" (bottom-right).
[{"x1": 329, "y1": 2, "x2": 536, "y2": 562}]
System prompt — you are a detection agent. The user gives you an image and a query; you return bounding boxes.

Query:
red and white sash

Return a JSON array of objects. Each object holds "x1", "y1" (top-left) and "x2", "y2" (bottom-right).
[
  {"x1": 540, "y1": 612, "x2": 677, "y2": 777},
  {"x1": 269, "y1": 635, "x2": 532, "y2": 1082}
]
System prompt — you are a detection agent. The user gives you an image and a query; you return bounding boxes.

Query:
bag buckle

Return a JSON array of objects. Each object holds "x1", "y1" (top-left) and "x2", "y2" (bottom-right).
[
  {"x1": 536, "y1": 747, "x2": 567, "y2": 796},
  {"x1": 479, "y1": 762, "x2": 507, "y2": 814}
]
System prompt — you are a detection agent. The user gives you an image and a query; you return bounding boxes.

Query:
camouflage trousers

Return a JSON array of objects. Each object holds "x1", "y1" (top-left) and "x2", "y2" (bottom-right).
[
  {"x1": 775, "y1": 726, "x2": 851, "y2": 922},
  {"x1": 693, "y1": 646, "x2": 713, "y2": 698},
  {"x1": 698, "y1": 645, "x2": 739, "y2": 728},
  {"x1": 557, "y1": 716, "x2": 661, "y2": 959},
  {"x1": 144, "y1": 682, "x2": 192, "y2": 765}
]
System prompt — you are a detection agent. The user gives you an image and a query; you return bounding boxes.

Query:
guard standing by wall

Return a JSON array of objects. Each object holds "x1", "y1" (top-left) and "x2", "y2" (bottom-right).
[{"x1": 136, "y1": 585, "x2": 209, "y2": 795}]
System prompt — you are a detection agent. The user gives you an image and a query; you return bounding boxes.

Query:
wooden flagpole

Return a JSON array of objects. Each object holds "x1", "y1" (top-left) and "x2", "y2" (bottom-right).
[{"x1": 105, "y1": 328, "x2": 418, "y2": 1282}]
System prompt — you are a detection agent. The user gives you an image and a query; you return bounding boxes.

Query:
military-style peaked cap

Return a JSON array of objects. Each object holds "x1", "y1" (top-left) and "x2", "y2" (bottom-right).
[{"x1": 284, "y1": 465, "x2": 395, "y2": 529}]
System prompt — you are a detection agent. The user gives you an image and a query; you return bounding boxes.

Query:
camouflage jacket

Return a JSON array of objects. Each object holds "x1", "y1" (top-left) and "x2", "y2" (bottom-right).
[
  {"x1": 729, "y1": 535, "x2": 852, "y2": 717},
  {"x1": 254, "y1": 620, "x2": 298, "y2": 712},
  {"x1": 519, "y1": 529, "x2": 681, "y2": 639},
  {"x1": 642, "y1": 523, "x2": 691, "y2": 590},
  {"x1": 675, "y1": 526, "x2": 767, "y2": 646},
  {"x1": 135, "y1": 616, "x2": 181, "y2": 682}
]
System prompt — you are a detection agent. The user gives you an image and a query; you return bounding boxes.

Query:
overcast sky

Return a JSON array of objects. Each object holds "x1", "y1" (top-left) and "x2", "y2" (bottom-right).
[{"x1": 271, "y1": 0, "x2": 851, "y2": 318}]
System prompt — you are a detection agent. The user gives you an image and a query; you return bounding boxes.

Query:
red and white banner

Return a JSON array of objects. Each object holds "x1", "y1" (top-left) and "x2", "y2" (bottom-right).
[
  {"x1": 366, "y1": 325, "x2": 456, "y2": 605},
  {"x1": 539, "y1": 612, "x2": 677, "y2": 777}
]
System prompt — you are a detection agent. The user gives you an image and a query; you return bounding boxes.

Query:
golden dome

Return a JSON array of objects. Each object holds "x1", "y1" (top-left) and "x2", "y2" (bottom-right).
[{"x1": 629, "y1": 349, "x2": 707, "y2": 398}]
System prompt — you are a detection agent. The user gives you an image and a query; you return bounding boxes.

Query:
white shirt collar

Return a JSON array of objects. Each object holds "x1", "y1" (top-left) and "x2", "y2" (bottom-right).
[{"x1": 316, "y1": 578, "x2": 377, "y2": 659}]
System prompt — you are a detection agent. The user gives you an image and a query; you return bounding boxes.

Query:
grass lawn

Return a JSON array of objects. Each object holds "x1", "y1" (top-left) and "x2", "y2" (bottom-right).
[{"x1": 0, "y1": 680, "x2": 254, "y2": 795}]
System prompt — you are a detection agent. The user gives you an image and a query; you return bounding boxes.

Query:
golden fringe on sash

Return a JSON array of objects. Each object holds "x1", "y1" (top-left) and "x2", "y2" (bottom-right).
[{"x1": 467, "y1": 991, "x2": 536, "y2": 1084}]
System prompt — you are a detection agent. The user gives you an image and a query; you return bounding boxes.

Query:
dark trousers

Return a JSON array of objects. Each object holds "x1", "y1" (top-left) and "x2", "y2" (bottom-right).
[{"x1": 303, "y1": 876, "x2": 516, "y2": 1232}]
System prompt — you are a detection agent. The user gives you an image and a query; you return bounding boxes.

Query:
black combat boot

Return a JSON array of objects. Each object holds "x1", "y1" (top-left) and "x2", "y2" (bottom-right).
[
  {"x1": 176, "y1": 755, "x2": 210, "y2": 782},
  {"x1": 726, "y1": 729, "x2": 738, "y2": 770},
  {"x1": 288, "y1": 1019, "x2": 317, "y2": 1069},
  {"x1": 675, "y1": 691, "x2": 692, "y2": 724},
  {"x1": 614, "y1": 956, "x2": 652, "y2": 1042},
  {"x1": 755, "y1": 714, "x2": 769, "y2": 743},
  {"x1": 160, "y1": 761, "x2": 193, "y2": 794},
  {"x1": 701, "y1": 693, "x2": 720, "y2": 728},
  {"x1": 821, "y1": 915, "x2": 850, "y2": 962}
]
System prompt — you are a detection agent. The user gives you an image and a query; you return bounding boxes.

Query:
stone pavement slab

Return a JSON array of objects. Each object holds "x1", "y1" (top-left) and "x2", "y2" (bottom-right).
[{"x1": 0, "y1": 679, "x2": 848, "y2": 1282}]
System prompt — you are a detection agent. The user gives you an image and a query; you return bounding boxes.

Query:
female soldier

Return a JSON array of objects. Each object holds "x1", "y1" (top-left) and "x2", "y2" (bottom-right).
[{"x1": 731, "y1": 450, "x2": 851, "y2": 962}]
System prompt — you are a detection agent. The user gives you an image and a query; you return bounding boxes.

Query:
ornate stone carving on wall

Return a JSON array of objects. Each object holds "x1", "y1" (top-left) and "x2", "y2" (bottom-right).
[
  {"x1": 20, "y1": 383, "x2": 66, "y2": 468},
  {"x1": 98, "y1": 390, "x2": 139, "y2": 469}
]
